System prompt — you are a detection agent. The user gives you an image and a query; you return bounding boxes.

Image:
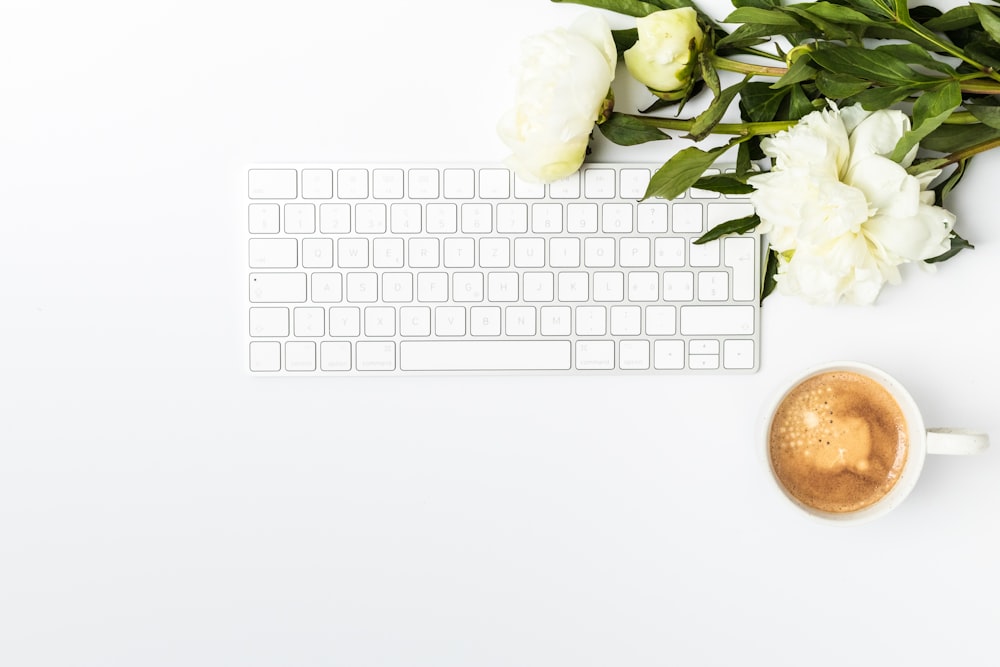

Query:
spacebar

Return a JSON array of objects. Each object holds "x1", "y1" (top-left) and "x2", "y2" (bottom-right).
[{"x1": 400, "y1": 341, "x2": 572, "y2": 371}]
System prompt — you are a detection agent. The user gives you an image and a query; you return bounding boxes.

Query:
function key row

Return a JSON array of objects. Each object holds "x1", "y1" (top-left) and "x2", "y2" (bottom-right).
[{"x1": 247, "y1": 167, "x2": 742, "y2": 202}]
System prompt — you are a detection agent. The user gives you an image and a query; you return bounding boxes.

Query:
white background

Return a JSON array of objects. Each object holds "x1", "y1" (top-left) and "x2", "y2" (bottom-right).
[{"x1": 2, "y1": 0, "x2": 998, "y2": 665}]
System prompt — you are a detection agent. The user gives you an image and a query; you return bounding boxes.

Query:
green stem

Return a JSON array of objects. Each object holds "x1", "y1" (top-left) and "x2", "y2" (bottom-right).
[
  {"x1": 900, "y1": 17, "x2": 1000, "y2": 84},
  {"x1": 942, "y1": 135, "x2": 1000, "y2": 165},
  {"x1": 711, "y1": 54, "x2": 1000, "y2": 94},
  {"x1": 711, "y1": 54, "x2": 788, "y2": 77},
  {"x1": 622, "y1": 113, "x2": 794, "y2": 136},
  {"x1": 942, "y1": 111, "x2": 980, "y2": 125}
]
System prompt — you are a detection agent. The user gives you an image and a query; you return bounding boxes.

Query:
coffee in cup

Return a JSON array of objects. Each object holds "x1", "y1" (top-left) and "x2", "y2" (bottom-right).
[
  {"x1": 762, "y1": 362, "x2": 989, "y2": 523},
  {"x1": 768, "y1": 369, "x2": 908, "y2": 513}
]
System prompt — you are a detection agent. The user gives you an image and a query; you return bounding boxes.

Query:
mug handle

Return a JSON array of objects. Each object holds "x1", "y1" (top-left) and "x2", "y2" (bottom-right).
[{"x1": 926, "y1": 428, "x2": 990, "y2": 455}]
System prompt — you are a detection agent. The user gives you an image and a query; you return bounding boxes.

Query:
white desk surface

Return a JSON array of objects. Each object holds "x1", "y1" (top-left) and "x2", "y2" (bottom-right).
[{"x1": 2, "y1": 1, "x2": 998, "y2": 664}]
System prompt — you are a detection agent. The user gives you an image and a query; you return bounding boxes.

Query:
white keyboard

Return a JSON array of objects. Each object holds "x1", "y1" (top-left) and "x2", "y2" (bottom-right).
[{"x1": 245, "y1": 163, "x2": 760, "y2": 374}]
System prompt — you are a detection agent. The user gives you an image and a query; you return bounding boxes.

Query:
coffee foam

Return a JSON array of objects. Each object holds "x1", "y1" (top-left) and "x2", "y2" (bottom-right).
[{"x1": 769, "y1": 371, "x2": 908, "y2": 514}]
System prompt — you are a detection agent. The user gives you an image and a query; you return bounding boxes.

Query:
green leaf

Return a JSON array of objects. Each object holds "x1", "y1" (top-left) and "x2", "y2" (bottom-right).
[
  {"x1": 782, "y1": 5, "x2": 861, "y2": 41},
  {"x1": 716, "y1": 23, "x2": 792, "y2": 51},
  {"x1": 695, "y1": 214, "x2": 760, "y2": 244},
  {"x1": 815, "y1": 71, "x2": 871, "y2": 98},
  {"x1": 844, "y1": 84, "x2": 919, "y2": 110},
  {"x1": 874, "y1": 43, "x2": 958, "y2": 75},
  {"x1": 645, "y1": 137, "x2": 749, "y2": 200},
  {"x1": 890, "y1": 80, "x2": 963, "y2": 162},
  {"x1": 645, "y1": 0, "x2": 697, "y2": 9},
  {"x1": 724, "y1": 7, "x2": 804, "y2": 27},
  {"x1": 809, "y1": 45, "x2": 940, "y2": 85},
  {"x1": 740, "y1": 81, "x2": 790, "y2": 122},
  {"x1": 687, "y1": 77, "x2": 748, "y2": 141},
  {"x1": 596, "y1": 113, "x2": 671, "y2": 146},
  {"x1": 795, "y1": 1, "x2": 882, "y2": 25},
  {"x1": 787, "y1": 83, "x2": 819, "y2": 119},
  {"x1": 967, "y1": 102, "x2": 1000, "y2": 129},
  {"x1": 846, "y1": 0, "x2": 898, "y2": 19},
  {"x1": 770, "y1": 56, "x2": 817, "y2": 89},
  {"x1": 550, "y1": 0, "x2": 662, "y2": 16},
  {"x1": 692, "y1": 174, "x2": 754, "y2": 196},
  {"x1": 925, "y1": 232, "x2": 974, "y2": 263},
  {"x1": 761, "y1": 249, "x2": 780, "y2": 302},
  {"x1": 921, "y1": 122, "x2": 1000, "y2": 152},
  {"x1": 933, "y1": 158, "x2": 969, "y2": 205},
  {"x1": 924, "y1": 6, "x2": 980, "y2": 31},
  {"x1": 736, "y1": 140, "x2": 754, "y2": 176},
  {"x1": 612, "y1": 28, "x2": 638, "y2": 55},
  {"x1": 700, "y1": 49, "x2": 721, "y2": 98},
  {"x1": 732, "y1": 0, "x2": 781, "y2": 8},
  {"x1": 972, "y1": 3, "x2": 1000, "y2": 43}
]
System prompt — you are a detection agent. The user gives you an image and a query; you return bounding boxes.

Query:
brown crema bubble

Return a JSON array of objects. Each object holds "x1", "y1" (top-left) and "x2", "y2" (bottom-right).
[{"x1": 768, "y1": 370, "x2": 909, "y2": 514}]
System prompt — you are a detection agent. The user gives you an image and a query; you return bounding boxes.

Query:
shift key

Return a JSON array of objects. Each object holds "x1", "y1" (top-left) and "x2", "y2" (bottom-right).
[
  {"x1": 680, "y1": 305, "x2": 754, "y2": 335},
  {"x1": 249, "y1": 272, "x2": 307, "y2": 303}
]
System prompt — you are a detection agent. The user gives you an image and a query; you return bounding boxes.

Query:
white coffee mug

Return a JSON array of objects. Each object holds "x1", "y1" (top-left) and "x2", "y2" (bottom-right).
[{"x1": 761, "y1": 361, "x2": 989, "y2": 524}]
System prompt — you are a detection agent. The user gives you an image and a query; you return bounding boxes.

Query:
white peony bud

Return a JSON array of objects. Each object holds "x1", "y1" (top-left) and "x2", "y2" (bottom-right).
[{"x1": 623, "y1": 8, "x2": 704, "y2": 95}]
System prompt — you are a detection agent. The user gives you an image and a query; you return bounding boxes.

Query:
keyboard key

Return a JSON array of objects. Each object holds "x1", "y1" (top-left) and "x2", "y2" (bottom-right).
[
  {"x1": 302, "y1": 169, "x2": 333, "y2": 199},
  {"x1": 400, "y1": 306, "x2": 431, "y2": 336},
  {"x1": 725, "y1": 237, "x2": 757, "y2": 302},
  {"x1": 319, "y1": 203, "x2": 351, "y2": 233},
  {"x1": 249, "y1": 169, "x2": 297, "y2": 199},
  {"x1": 321, "y1": 341, "x2": 352, "y2": 370},
  {"x1": 285, "y1": 341, "x2": 317, "y2": 371},
  {"x1": 549, "y1": 172, "x2": 580, "y2": 199},
  {"x1": 364, "y1": 307, "x2": 396, "y2": 336},
  {"x1": 575, "y1": 340, "x2": 614, "y2": 369},
  {"x1": 337, "y1": 169, "x2": 369, "y2": 199},
  {"x1": 400, "y1": 341, "x2": 571, "y2": 371},
  {"x1": 249, "y1": 238, "x2": 297, "y2": 269},
  {"x1": 408, "y1": 169, "x2": 439, "y2": 199},
  {"x1": 248, "y1": 204, "x2": 280, "y2": 233},
  {"x1": 724, "y1": 339, "x2": 755, "y2": 369},
  {"x1": 373, "y1": 169, "x2": 404, "y2": 199},
  {"x1": 637, "y1": 203, "x2": 668, "y2": 233},
  {"x1": 249, "y1": 307, "x2": 289, "y2": 337},
  {"x1": 435, "y1": 306, "x2": 466, "y2": 335},
  {"x1": 249, "y1": 273, "x2": 306, "y2": 303},
  {"x1": 532, "y1": 203, "x2": 563, "y2": 233},
  {"x1": 461, "y1": 203, "x2": 492, "y2": 233},
  {"x1": 284, "y1": 203, "x2": 315, "y2": 233},
  {"x1": 610, "y1": 306, "x2": 641, "y2": 336},
  {"x1": 497, "y1": 203, "x2": 528, "y2": 233},
  {"x1": 294, "y1": 307, "x2": 325, "y2": 336},
  {"x1": 584, "y1": 168, "x2": 615, "y2": 198},
  {"x1": 311, "y1": 273, "x2": 343, "y2": 303},
  {"x1": 302, "y1": 238, "x2": 334, "y2": 268},
  {"x1": 619, "y1": 340, "x2": 650, "y2": 370},
  {"x1": 479, "y1": 169, "x2": 511, "y2": 199},
  {"x1": 653, "y1": 340, "x2": 685, "y2": 370},
  {"x1": 329, "y1": 307, "x2": 361, "y2": 336},
  {"x1": 619, "y1": 169, "x2": 651, "y2": 199},
  {"x1": 249, "y1": 341, "x2": 281, "y2": 371},
  {"x1": 672, "y1": 203, "x2": 703, "y2": 232},
  {"x1": 355, "y1": 203, "x2": 387, "y2": 233},
  {"x1": 443, "y1": 169, "x2": 475, "y2": 198},
  {"x1": 680, "y1": 305, "x2": 755, "y2": 335},
  {"x1": 356, "y1": 341, "x2": 396, "y2": 371},
  {"x1": 602, "y1": 203, "x2": 633, "y2": 233}
]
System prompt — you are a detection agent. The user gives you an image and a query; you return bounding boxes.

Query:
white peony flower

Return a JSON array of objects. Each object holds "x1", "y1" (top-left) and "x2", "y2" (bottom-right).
[
  {"x1": 748, "y1": 104, "x2": 956, "y2": 305},
  {"x1": 624, "y1": 8, "x2": 704, "y2": 96},
  {"x1": 497, "y1": 13, "x2": 616, "y2": 183}
]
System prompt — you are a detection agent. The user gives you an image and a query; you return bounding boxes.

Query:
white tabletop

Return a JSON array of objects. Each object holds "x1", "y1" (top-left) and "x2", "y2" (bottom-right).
[{"x1": 2, "y1": 1, "x2": 998, "y2": 664}]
